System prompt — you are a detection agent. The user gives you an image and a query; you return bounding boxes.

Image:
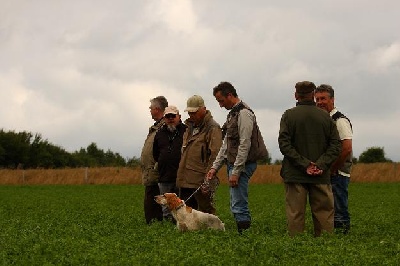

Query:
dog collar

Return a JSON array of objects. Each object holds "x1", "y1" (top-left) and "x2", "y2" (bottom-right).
[{"x1": 176, "y1": 202, "x2": 185, "y2": 210}]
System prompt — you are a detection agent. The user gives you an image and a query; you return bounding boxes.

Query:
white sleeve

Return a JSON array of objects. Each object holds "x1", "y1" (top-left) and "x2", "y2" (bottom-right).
[{"x1": 336, "y1": 118, "x2": 352, "y2": 140}]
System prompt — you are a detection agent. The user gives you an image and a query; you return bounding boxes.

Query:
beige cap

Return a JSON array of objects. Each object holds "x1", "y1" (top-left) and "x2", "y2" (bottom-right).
[
  {"x1": 184, "y1": 95, "x2": 204, "y2": 112},
  {"x1": 164, "y1": 105, "x2": 179, "y2": 115}
]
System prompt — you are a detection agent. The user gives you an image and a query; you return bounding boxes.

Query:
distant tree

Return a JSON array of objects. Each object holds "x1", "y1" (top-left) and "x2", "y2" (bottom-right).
[
  {"x1": 0, "y1": 130, "x2": 31, "y2": 168},
  {"x1": 0, "y1": 144, "x2": 5, "y2": 165},
  {"x1": 104, "y1": 150, "x2": 126, "y2": 167},
  {"x1": 127, "y1": 156, "x2": 141, "y2": 168},
  {"x1": 28, "y1": 133, "x2": 55, "y2": 168},
  {"x1": 71, "y1": 143, "x2": 127, "y2": 167},
  {"x1": 0, "y1": 129, "x2": 131, "y2": 168},
  {"x1": 257, "y1": 154, "x2": 272, "y2": 165},
  {"x1": 358, "y1": 147, "x2": 391, "y2": 163},
  {"x1": 86, "y1": 143, "x2": 105, "y2": 166},
  {"x1": 44, "y1": 144, "x2": 71, "y2": 168},
  {"x1": 71, "y1": 148, "x2": 94, "y2": 167},
  {"x1": 273, "y1": 159, "x2": 283, "y2": 165}
]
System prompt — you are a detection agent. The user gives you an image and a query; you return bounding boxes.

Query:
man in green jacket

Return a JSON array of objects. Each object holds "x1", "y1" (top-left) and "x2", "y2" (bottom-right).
[{"x1": 278, "y1": 81, "x2": 341, "y2": 237}]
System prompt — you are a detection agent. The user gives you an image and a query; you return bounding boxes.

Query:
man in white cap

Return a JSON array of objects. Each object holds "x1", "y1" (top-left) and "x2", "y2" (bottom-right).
[
  {"x1": 153, "y1": 105, "x2": 186, "y2": 222},
  {"x1": 176, "y1": 95, "x2": 222, "y2": 214}
]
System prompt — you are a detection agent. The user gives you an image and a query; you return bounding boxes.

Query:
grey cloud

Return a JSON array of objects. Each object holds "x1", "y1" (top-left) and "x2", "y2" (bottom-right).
[{"x1": 1, "y1": 0, "x2": 400, "y2": 162}]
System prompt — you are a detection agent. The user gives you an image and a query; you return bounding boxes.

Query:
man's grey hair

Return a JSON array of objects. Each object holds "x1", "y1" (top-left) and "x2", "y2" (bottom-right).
[
  {"x1": 150, "y1": 96, "x2": 168, "y2": 111},
  {"x1": 315, "y1": 84, "x2": 335, "y2": 98}
]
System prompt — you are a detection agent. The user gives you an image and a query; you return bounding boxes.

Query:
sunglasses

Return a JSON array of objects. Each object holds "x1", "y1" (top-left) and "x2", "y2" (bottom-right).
[{"x1": 165, "y1": 113, "x2": 177, "y2": 119}]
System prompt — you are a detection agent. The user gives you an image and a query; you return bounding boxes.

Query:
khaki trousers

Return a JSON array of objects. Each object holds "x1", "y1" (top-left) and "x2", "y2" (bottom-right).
[{"x1": 285, "y1": 183, "x2": 334, "y2": 237}]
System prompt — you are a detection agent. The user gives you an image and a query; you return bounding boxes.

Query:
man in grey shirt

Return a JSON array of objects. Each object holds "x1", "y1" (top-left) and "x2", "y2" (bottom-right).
[{"x1": 207, "y1": 81, "x2": 268, "y2": 233}]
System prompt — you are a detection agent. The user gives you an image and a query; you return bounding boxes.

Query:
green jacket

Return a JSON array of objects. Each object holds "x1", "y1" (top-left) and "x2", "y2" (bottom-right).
[
  {"x1": 278, "y1": 101, "x2": 341, "y2": 184},
  {"x1": 177, "y1": 111, "x2": 222, "y2": 189},
  {"x1": 140, "y1": 119, "x2": 164, "y2": 186}
]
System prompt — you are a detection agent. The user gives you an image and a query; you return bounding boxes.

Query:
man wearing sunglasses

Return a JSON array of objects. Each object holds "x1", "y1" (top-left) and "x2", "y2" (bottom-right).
[{"x1": 153, "y1": 106, "x2": 187, "y2": 222}]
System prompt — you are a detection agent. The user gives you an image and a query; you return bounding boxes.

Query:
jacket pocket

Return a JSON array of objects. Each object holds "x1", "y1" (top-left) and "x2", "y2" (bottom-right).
[{"x1": 142, "y1": 167, "x2": 159, "y2": 185}]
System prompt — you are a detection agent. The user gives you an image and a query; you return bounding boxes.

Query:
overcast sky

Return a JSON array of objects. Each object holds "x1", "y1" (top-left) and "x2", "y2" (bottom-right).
[{"x1": 1, "y1": 0, "x2": 399, "y2": 162}]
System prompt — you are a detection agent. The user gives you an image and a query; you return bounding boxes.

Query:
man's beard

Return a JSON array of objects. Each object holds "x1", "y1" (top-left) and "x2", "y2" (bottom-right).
[{"x1": 167, "y1": 124, "x2": 177, "y2": 132}]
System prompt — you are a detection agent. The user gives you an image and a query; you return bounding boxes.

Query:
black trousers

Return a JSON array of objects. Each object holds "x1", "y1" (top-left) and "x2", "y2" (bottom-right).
[
  {"x1": 179, "y1": 187, "x2": 198, "y2": 210},
  {"x1": 144, "y1": 185, "x2": 163, "y2": 224},
  {"x1": 179, "y1": 187, "x2": 215, "y2": 214}
]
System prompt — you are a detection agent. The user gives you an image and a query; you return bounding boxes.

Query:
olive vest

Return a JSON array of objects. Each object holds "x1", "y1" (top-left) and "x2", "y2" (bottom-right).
[{"x1": 223, "y1": 102, "x2": 268, "y2": 164}]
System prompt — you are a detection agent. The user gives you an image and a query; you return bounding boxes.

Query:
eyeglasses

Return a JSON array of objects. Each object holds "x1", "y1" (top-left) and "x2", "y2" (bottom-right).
[{"x1": 165, "y1": 114, "x2": 177, "y2": 119}]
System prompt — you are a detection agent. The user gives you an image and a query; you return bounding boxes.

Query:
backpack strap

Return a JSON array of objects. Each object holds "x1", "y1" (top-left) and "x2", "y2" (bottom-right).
[{"x1": 332, "y1": 111, "x2": 352, "y2": 129}]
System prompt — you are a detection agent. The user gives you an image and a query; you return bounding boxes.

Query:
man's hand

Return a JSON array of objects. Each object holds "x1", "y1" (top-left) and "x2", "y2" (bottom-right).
[
  {"x1": 306, "y1": 162, "x2": 323, "y2": 176},
  {"x1": 229, "y1": 174, "x2": 239, "y2": 187},
  {"x1": 206, "y1": 168, "x2": 217, "y2": 180}
]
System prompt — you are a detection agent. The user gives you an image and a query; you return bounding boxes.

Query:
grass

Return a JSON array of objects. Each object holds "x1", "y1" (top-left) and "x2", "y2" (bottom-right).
[{"x1": 0, "y1": 184, "x2": 399, "y2": 265}]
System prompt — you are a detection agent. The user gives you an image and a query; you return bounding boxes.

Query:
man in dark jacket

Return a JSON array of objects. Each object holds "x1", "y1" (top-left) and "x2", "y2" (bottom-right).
[
  {"x1": 278, "y1": 81, "x2": 341, "y2": 237},
  {"x1": 153, "y1": 105, "x2": 186, "y2": 221}
]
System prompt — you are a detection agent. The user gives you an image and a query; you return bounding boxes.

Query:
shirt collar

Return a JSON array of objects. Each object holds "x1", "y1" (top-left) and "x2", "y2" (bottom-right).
[
  {"x1": 329, "y1": 107, "x2": 338, "y2": 116},
  {"x1": 296, "y1": 100, "x2": 315, "y2": 106}
]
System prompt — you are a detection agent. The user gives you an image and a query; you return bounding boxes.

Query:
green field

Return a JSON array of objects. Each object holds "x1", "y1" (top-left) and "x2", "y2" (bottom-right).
[{"x1": 1, "y1": 184, "x2": 399, "y2": 265}]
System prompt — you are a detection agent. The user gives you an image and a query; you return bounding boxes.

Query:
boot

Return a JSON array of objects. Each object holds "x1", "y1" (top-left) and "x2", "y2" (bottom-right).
[
  {"x1": 334, "y1": 221, "x2": 350, "y2": 234},
  {"x1": 237, "y1": 221, "x2": 251, "y2": 234}
]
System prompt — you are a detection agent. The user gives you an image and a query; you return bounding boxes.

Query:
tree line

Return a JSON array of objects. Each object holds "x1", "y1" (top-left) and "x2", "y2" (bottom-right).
[
  {"x1": 0, "y1": 129, "x2": 393, "y2": 169},
  {"x1": 271, "y1": 146, "x2": 392, "y2": 165},
  {"x1": 0, "y1": 129, "x2": 140, "y2": 169}
]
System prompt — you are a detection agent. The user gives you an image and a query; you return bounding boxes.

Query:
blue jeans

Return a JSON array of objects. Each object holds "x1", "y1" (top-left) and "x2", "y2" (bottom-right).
[
  {"x1": 158, "y1": 182, "x2": 177, "y2": 219},
  {"x1": 227, "y1": 162, "x2": 257, "y2": 222},
  {"x1": 331, "y1": 174, "x2": 350, "y2": 229}
]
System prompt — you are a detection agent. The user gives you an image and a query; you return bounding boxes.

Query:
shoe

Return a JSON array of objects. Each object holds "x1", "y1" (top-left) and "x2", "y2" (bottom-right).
[
  {"x1": 237, "y1": 221, "x2": 251, "y2": 234},
  {"x1": 334, "y1": 222, "x2": 350, "y2": 234}
]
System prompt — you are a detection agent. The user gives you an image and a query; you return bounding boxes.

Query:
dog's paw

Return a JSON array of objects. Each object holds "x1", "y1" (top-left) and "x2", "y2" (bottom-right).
[{"x1": 178, "y1": 223, "x2": 188, "y2": 232}]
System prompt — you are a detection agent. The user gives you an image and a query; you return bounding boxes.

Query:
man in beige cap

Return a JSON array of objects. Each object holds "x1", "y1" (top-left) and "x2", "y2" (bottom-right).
[
  {"x1": 153, "y1": 105, "x2": 186, "y2": 222},
  {"x1": 176, "y1": 95, "x2": 222, "y2": 214},
  {"x1": 278, "y1": 81, "x2": 341, "y2": 237}
]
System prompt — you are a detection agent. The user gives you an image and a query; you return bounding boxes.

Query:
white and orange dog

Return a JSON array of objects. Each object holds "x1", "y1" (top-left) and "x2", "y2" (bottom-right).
[{"x1": 154, "y1": 193, "x2": 225, "y2": 232}]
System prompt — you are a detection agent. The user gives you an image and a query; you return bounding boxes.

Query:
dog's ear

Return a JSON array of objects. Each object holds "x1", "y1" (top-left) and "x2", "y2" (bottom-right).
[{"x1": 164, "y1": 193, "x2": 174, "y2": 202}]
